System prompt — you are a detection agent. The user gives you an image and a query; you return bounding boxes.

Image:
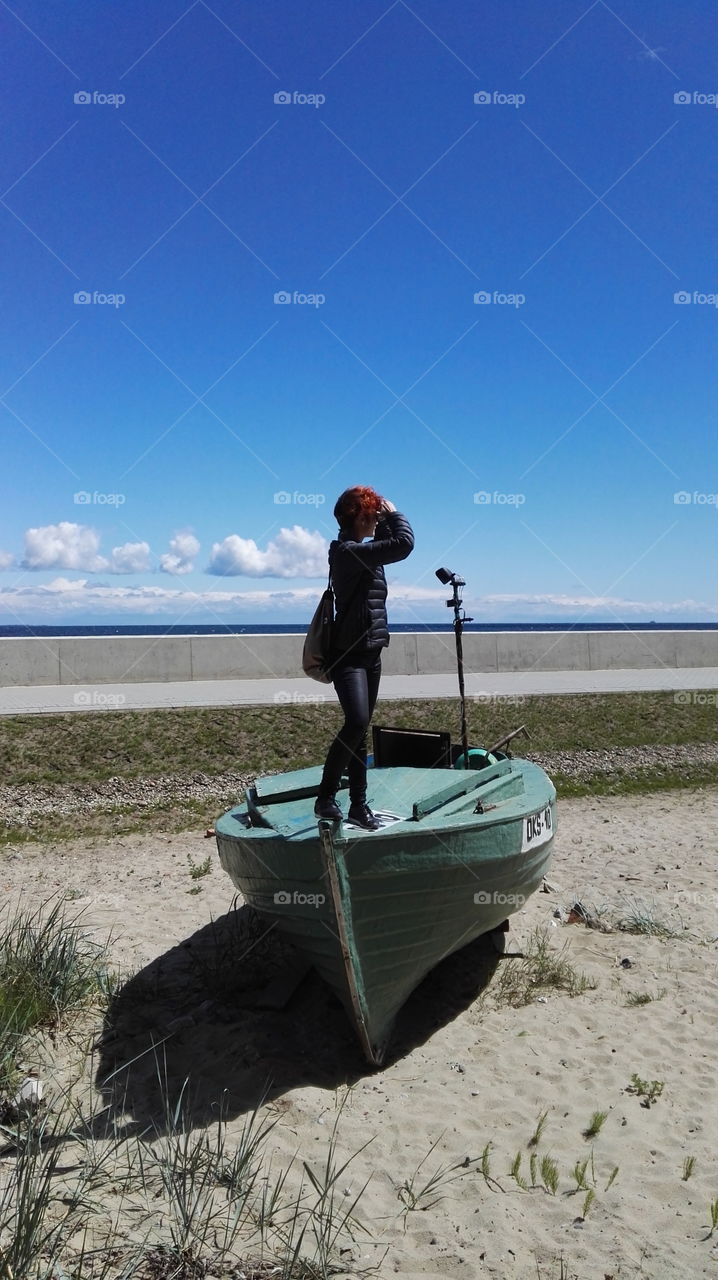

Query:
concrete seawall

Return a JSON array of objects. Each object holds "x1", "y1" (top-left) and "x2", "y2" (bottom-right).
[{"x1": 1, "y1": 631, "x2": 717, "y2": 687}]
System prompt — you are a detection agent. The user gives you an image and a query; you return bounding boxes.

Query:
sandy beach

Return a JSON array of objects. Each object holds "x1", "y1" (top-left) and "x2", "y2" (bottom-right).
[{"x1": 2, "y1": 788, "x2": 717, "y2": 1279}]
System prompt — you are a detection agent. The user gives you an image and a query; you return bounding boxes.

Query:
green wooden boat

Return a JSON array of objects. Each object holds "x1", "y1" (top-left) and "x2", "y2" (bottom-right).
[{"x1": 215, "y1": 751, "x2": 556, "y2": 1066}]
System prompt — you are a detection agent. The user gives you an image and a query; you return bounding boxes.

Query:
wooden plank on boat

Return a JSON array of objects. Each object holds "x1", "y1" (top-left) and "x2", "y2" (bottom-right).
[
  {"x1": 254, "y1": 769, "x2": 356, "y2": 806},
  {"x1": 317, "y1": 821, "x2": 377, "y2": 1065},
  {"x1": 411, "y1": 761, "x2": 511, "y2": 821},
  {"x1": 254, "y1": 766, "x2": 324, "y2": 804}
]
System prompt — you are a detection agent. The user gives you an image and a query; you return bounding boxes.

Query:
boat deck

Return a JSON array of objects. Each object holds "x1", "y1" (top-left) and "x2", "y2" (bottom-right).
[{"x1": 216, "y1": 758, "x2": 551, "y2": 844}]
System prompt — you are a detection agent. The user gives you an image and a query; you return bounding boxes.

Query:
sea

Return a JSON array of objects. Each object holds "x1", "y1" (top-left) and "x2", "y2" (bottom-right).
[{"x1": 1, "y1": 623, "x2": 716, "y2": 638}]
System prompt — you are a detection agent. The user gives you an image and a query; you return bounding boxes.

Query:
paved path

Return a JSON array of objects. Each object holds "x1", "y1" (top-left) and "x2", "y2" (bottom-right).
[{"x1": 0, "y1": 668, "x2": 716, "y2": 715}]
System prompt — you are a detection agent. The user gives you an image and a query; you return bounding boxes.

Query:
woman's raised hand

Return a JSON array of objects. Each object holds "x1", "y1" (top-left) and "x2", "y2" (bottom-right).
[{"x1": 379, "y1": 498, "x2": 397, "y2": 514}]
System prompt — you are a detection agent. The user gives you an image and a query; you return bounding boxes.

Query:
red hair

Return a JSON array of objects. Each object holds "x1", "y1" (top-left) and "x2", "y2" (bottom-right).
[{"x1": 334, "y1": 485, "x2": 382, "y2": 528}]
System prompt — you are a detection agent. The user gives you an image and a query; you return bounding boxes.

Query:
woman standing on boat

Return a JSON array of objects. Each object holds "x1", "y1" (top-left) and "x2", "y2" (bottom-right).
[{"x1": 315, "y1": 486, "x2": 414, "y2": 830}]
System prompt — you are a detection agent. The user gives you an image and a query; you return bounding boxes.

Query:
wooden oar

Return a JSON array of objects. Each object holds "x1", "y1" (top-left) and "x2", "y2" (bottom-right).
[{"x1": 486, "y1": 724, "x2": 531, "y2": 756}]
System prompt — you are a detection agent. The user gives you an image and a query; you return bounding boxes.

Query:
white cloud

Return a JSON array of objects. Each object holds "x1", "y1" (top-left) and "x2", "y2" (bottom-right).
[
  {"x1": 160, "y1": 531, "x2": 200, "y2": 576},
  {"x1": 0, "y1": 551, "x2": 14, "y2": 570},
  {"x1": 474, "y1": 593, "x2": 670, "y2": 614},
  {"x1": 38, "y1": 576, "x2": 88, "y2": 593},
  {"x1": 385, "y1": 583, "x2": 448, "y2": 602},
  {"x1": 208, "y1": 526, "x2": 328, "y2": 578},
  {"x1": 0, "y1": 578, "x2": 327, "y2": 619},
  {"x1": 110, "y1": 542, "x2": 151, "y2": 574},
  {"x1": 0, "y1": 577, "x2": 714, "y2": 625},
  {"x1": 21, "y1": 522, "x2": 108, "y2": 572}
]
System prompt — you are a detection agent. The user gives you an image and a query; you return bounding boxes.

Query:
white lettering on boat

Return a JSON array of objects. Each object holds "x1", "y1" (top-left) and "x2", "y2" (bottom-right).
[{"x1": 521, "y1": 805, "x2": 553, "y2": 852}]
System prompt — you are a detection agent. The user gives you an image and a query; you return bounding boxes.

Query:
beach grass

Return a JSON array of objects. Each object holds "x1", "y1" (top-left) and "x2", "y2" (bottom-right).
[
  {"x1": 0, "y1": 980, "x2": 375, "y2": 1279},
  {"x1": 492, "y1": 927, "x2": 594, "y2": 1008},
  {"x1": 582, "y1": 1111, "x2": 608, "y2": 1141},
  {"x1": 0, "y1": 1075, "x2": 375, "y2": 1280},
  {"x1": 0, "y1": 898, "x2": 113, "y2": 1095},
  {"x1": 527, "y1": 1109, "x2": 549, "y2": 1148}
]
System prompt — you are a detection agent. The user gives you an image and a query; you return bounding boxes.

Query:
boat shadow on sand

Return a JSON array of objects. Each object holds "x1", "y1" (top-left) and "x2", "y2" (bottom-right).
[{"x1": 95, "y1": 901, "x2": 503, "y2": 1137}]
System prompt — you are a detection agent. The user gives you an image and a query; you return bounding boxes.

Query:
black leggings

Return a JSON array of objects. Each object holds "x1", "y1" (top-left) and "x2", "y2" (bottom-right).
[{"x1": 319, "y1": 651, "x2": 382, "y2": 804}]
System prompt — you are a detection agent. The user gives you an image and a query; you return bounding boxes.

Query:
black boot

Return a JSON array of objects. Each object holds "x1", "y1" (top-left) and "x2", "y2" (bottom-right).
[
  {"x1": 347, "y1": 801, "x2": 381, "y2": 830},
  {"x1": 314, "y1": 795, "x2": 342, "y2": 822}
]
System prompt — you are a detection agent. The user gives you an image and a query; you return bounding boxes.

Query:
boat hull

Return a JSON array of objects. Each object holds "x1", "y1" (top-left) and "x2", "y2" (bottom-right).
[{"x1": 215, "y1": 759, "x2": 556, "y2": 1064}]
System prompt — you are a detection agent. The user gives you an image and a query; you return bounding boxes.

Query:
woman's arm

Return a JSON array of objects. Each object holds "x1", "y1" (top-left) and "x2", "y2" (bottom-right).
[{"x1": 335, "y1": 511, "x2": 414, "y2": 569}]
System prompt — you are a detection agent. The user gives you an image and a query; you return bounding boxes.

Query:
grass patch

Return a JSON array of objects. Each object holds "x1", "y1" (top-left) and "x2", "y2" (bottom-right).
[
  {"x1": 493, "y1": 928, "x2": 595, "y2": 1008},
  {"x1": 0, "y1": 898, "x2": 112, "y2": 1095},
  {"x1": 551, "y1": 764, "x2": 718, "y2": 799},
  {"x1": 527, "y1": 1109, "x2": 549, "y2": 1148},
  {"x1": 508, "y1": 1150, "x2": 527, "y2": 1189},
  {"x1": 187, "y1": 854, "x2": 212, "y2": 881},
  {"x1": 540, "y1": 1154, "x2": 559, "y2": 1195},
  {"x1": 398, "y1": 1135, "x2": 489, "y2": 1213},
  {"x1": 615, "y1": 901, "x2": 679, "y2": 939},
  {"x1": 572, "y1": 1157, "x2": 590, "y2": 1192},
  {"x1": 581, "y1": 1187, "x2": 596, "y2": 1218},
  {"x1": 2, "y1": 691, "x2": 717, "y2": 787},
  {"x1": 0, "y1": 1071, "x2": 375, "y2": 1280},
  {"x1": 0, "y1": 1106, "x2": 76, "y2": 1279},
  {"x1": 136, "y1": 1248, "x2": 325, "y2": 1278},
  {"x1": 626, "y1": 989, "x2": 667, "y2": 1006},
  {"x1": 582, "y1": 1111, "x2": 608, "y2": 1140}
]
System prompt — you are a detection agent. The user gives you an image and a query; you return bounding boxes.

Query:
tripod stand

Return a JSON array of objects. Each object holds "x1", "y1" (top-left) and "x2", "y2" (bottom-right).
[{"x1": 435, "y1": 567, "x2": 473, "y2": 768}]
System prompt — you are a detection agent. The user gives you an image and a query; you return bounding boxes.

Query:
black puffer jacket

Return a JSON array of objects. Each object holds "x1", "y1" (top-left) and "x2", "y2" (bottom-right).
[{"x1": 329, "y1": 511, "x2": 415, "y2": 657}]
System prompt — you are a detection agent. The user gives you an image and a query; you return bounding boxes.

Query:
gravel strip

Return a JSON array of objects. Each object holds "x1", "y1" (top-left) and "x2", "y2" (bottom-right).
[
  {"x1": 0, "y1": 770, "x2": 254, "y2": 827},
  {"x1": 526, "y1": 741, "x2": 718, "y2": 779},
  {"x1": 2, "y1": 743, "x2": 717, "y2": 830}
]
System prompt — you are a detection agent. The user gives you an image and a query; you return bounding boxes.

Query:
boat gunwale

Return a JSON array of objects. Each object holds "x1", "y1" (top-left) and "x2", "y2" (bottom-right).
[
  {"x1": 220, "y1": 760, "x2": 553, "y2": 838},
  {"x1": 217, "y1": 786, "x2": 556, "y2": 845}
]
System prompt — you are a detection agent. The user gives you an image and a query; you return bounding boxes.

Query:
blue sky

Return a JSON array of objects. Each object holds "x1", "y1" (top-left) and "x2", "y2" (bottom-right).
[{"x1": 1, "y1": 0, "x2": 717, "y2": 626}]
